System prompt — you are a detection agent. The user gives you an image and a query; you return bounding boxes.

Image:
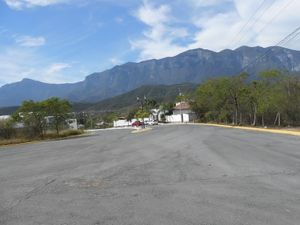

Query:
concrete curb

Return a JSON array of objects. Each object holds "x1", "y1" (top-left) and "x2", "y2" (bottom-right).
[{"x1": 196, "y1": 123, "x2": 300, "y2": 137}]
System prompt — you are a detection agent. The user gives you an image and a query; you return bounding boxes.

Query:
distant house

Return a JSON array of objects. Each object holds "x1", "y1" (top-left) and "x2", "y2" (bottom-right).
[
  {"x1": 166, "y1": 102, "x2": 196, "y2": 123},
  {"x1": 45, "y1": 116, "x2": 78, "y2": 130},
  {"x1": 113, "y1": 117, "x2": 134, "y2": 127},
  {"x1": 0, "y1": 115, "x2": 11, "y2": 121},
  {"x1": 66, "y1": 119, "x2": 78, "y2": 130},
  {"x1": 0, "y1": 115, "x2": 25, "y2": 128}
]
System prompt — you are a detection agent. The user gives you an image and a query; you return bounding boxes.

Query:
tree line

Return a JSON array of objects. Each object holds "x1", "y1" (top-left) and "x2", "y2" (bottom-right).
[
  {"x1": 0, "y1": 97, "x2": 74, "y2": 141},
  {"x1": 190, "y1": 70, "x2": 300, "y2": 126}
]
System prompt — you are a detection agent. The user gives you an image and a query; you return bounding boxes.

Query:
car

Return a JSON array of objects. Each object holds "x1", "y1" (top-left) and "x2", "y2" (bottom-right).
[
  {"x1": 132, "y1": 121, "x2": 142, "y2": 127},
  {"x1": 146, "y1": 120, "x2": 158, "y2": 125}
]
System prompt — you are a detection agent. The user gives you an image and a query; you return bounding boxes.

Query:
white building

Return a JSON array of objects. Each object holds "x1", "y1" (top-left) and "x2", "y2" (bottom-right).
[
  {"x1": 0, "y1": 115, "x2": 11, "y2": 121},
  {"x1": 113, "y1": 118, "x2": 137, "y2": 127},
  {"x1": 66, "y1": 119, "x2": 78, "y2": 130},
  {"x1": 166, "y1": 102, "x2": 196, "y2": 123},
  {"x1": 45, "y1": 116, "x2": 78, "y2": 130}
]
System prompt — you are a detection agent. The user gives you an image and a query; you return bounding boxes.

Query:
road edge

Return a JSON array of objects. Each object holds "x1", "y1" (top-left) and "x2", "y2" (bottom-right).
[{"x1": 196, "y1": 123, "x2": 300, "y2": 136}]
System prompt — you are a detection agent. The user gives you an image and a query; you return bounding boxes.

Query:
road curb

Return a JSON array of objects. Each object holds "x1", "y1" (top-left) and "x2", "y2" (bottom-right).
[{"x1": 196, "y1": 123, "x2": 300, "y2": 136}]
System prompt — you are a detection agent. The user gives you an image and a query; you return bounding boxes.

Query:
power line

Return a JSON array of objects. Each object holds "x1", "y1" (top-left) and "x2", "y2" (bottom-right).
[
  {"x1": 227, "y1": 0, "x2": 268, "y2": 48},
  {"x1": 238, "y1": 26, "x2": 300, "y2": 74},
  {"x1": 233, "y1": 0, "x2": 277, "y2": 48},
  {"x1": 256, "y1": 0, "x2": 295, "y2": 36},
  {"x1": 277, "y1": 27, "x2": 300, "y2": 46}
]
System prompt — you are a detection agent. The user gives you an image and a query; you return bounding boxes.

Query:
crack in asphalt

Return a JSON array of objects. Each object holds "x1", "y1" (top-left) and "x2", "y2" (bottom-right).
[{"x1": 6, "y1": 178, "x2": 56, "y2": 210}]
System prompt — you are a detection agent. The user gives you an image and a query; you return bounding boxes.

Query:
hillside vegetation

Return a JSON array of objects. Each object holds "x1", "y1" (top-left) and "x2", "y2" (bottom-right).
[{"x1": 87, "y1": 83, "x2": 197, "y2": 111}]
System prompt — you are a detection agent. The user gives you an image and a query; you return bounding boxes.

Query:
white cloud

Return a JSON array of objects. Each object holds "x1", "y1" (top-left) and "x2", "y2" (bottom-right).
[
  {"x1": 0, "y1": 46, "x2": 76, "y2": 86},
  {"x1": 0, "y1": 47, "x2": 36, "y2": 85},
  {"x1": 4, "y1": 0, "x2": 68, "y2": 10},
  {"x1": 206, "y1": 0, "x2": 300, "y2": 50},
  {"x1": 187, "y1": 0, "x2": 300, "y2": 51},
  {"x1": 25, "y1": 62, "x2": 73, "y2": 84},
  {"x1": 109, "y1": 57, "x2": 123, "y2": 66},
  {"x1": 135, "y1": 1, "x2": 170, "y2": 27},
  {"x1": 131, "y1": 1, "x2": 190, "y2": 60},
  {"x1": 44, "y1": 62, "x2": 70, "y2": 75},
  {"x1": 131, "y1": 0, "x2": 300, "y2": 60},
  {"x1": 15, "y1": 35, "x2": 46, "y2": 47}
]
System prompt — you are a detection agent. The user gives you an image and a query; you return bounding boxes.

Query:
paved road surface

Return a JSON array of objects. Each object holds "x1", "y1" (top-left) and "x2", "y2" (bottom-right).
[{"x1": 0, "y1": 125, "x2": 299, "y2": 225}]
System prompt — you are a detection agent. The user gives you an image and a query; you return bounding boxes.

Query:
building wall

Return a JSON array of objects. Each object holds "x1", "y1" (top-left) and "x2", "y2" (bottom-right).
[
  {"x1": 0, "y1": 115, "x2": 11, "y2": 121},
  {"x1": 66, "y1": 119, "x2": 78, "y2": 130},
  {"x1": 166, "y1": 114, "x2": 190, "y2": 123},
  {"x1": 166, "y1": 113, "x2": 197, "y2": 123},
  {"x1": 113, "y1": 119, "x2": 134, "y2": 127},
  {"x1": 173, "y1": 109, "x2": 193, "y2": 115}
]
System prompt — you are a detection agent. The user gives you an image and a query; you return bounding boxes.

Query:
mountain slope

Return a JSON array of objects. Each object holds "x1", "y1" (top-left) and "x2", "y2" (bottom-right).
[
  {"x1": 87, "y1": 83, "x2": 197, "y2": 111},
  {"x1": 1, "y1": 46, "x2": 300, "y2": 107},
  {"x1": 0, "y1": 78, "x2": 79, "y2": 107},
  {"x1": 68, "y1": 46, "x2": 300, "y2": 103}
]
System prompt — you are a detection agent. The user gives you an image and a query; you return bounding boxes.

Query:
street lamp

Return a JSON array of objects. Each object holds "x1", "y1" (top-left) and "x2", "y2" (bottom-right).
[{"x1": 136, "y1": 95, "x2": 146, "y2": 111}]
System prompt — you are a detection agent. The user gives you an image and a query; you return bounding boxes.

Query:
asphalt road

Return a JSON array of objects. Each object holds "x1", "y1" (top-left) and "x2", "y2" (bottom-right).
[{"x1": 0, "y1": 124, "x2": 299, "y2": 225}]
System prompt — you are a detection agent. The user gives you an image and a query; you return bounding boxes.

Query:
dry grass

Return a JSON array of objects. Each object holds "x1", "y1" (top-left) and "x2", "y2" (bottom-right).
[
  {"x1": 0, "y1": 138, "x2": 30, "y2": 146},
  {"x1": 44, "y1": 129, "x2": 84, "y2": 139},
  {"x1": 0, "y1": 129, "x2": 84, "y2": 147}
]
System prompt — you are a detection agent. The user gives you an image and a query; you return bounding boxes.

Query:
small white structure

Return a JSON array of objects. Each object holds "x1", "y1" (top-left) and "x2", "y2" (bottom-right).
[
  {"x1": 66, "y1": 119, "x2": 78, "y2": 130},
  {"x1": 113, "y1": 118, "x2": 136, "y2": 127},
  {"x1": 166, "y1": 102, "x2": 196, "y2": 123},
  {"x1": 0, "y1": 115, "x2": 25, "y2": 128},
  {"x1": 166, "y1": 114, "x2": 190, "y2": 123},
  {"x1": 45, "y1": 116, "x2": 78, "y2": 130},
  {"x1": 0, "y1": 115, "x2": 11, "y2": 121}
]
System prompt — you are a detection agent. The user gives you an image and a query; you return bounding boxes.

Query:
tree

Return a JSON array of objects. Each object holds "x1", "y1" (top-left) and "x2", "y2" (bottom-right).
[
  {"x1": 44, "y1": 98, "x2": 72, "y2": 135},
  {"x1": 126, "y1": 108, "x2": 138, "y2": 121},
  {"x1": 279, "y1": 75, "x2": 300, "y2": 126},
  {"x1": 0, "y1": 118, "x2": 15, "y2": 139},
  {"x1": 144, "y1": 99, "x2": 158, "y2": 109},
  {"x1": 135, "y1": 109, "x2": 150, "y2": 120},
  {"x1": 12, "y1": 98, "x2": 75, "y2": 138},
  {"x1": 102, "y1": 113, "x2": 119, "y2": 125},
  {"x1": 13, "y1": 100, "x2": 48, "y2": 137},
  {"x1": 256, "y1": 70, "x2": 283, "y2": 126},
  {"x1": 191, "y1": 70, "x2": 300, "y2": 127},
  {"x1": 192, "y1": 77, "x2": 231, "y2": 123},
  {"x1": 225, "y1": 73, "x2": 249, "y2": 125},
  {"x1": 159, "y1": 102, "x2": 174, "y2": 115}
]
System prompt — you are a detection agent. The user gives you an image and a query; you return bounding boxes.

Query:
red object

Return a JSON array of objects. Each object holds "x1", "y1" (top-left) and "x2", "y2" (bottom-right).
[{"x1": 132, "y1": 121, "x2": 142, "y2": 127}]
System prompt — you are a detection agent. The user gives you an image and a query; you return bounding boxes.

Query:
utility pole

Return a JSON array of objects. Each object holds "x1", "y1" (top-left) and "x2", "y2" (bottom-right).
[
  {"x1": 178, "y1": 88, "x2": 183, "y2": 123},
  {"x1": 136, "y1": 96, "x2": 147, "y2": 128}
]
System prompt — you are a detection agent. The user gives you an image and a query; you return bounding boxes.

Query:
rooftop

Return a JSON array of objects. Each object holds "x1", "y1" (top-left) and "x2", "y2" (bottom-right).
[{"x1": 174, "y1": 102, "x2": 191, "y2": 110}]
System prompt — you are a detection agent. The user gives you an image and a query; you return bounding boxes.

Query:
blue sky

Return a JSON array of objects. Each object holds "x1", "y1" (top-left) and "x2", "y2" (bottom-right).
[{"x1": 0, "y1": 0, "x2": 299, "y2": 86}]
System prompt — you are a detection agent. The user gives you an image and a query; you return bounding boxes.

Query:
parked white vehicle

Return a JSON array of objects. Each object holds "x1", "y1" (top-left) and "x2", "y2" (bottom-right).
[{"x1": 145, "y1": 120, "x2": 158, "y2": 125}]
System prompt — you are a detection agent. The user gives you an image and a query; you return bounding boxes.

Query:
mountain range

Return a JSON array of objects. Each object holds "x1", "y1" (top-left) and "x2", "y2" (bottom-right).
[
  {"x1": 1, "y1": 46, "x2": 300, "y2": 107},
  {"x1": 0, "y1": 83, "x2": 196, "y2": 115}
]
